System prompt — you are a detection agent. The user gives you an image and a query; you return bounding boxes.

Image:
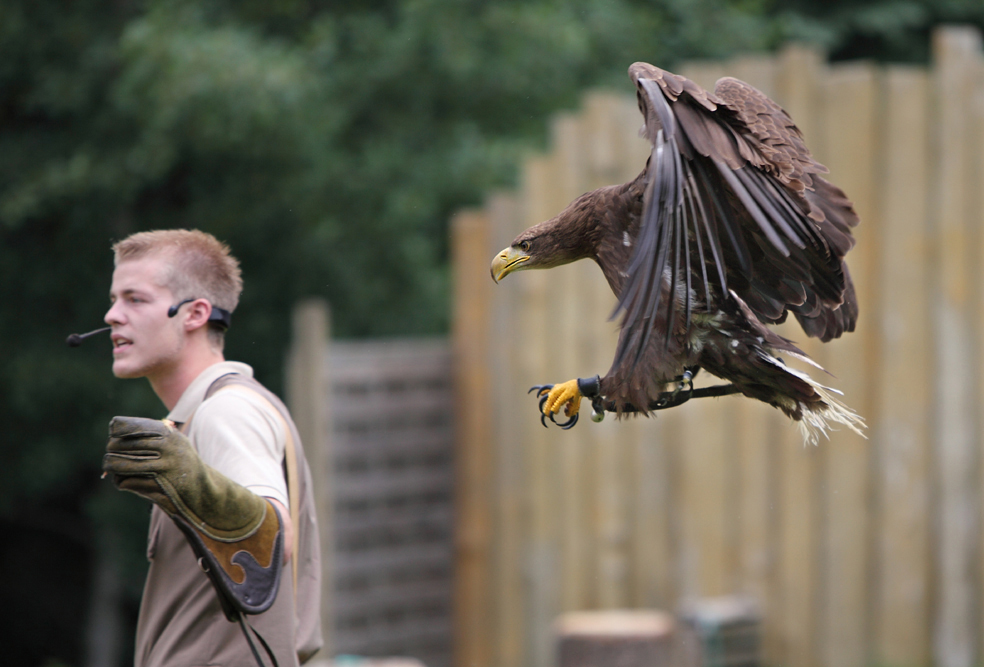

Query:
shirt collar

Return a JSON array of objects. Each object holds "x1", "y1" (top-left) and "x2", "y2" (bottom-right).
[{"x1": 167, "y1": 361, "x2": 254, "y2": 423}]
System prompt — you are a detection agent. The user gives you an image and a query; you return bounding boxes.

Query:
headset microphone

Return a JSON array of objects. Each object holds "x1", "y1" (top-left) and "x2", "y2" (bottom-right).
[
  {"x1": 66, "y1": 327, "x2": 111, "y2": 347},
  {"x1": 67, "y1": 299, "x2": 231, "y2": 348},
  {"x1": 167, "y1": 298, "x2": 195, "y2": 318}
]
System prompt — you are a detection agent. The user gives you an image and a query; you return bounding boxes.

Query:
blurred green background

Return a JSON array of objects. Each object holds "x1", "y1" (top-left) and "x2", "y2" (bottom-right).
[{"x1": 3, "y1": 1, "x2": 983, "y2": 665}]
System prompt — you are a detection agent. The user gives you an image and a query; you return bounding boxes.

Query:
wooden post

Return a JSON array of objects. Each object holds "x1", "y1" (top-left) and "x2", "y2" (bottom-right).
[
  {"x1": 673, "y1": 62, "x2": 738, "y2": 606},
  {"x1": 932, "y1": 26, "x2": 982, "y2": 667},
  {"x1": 286, "y1": 298, "x2": 333, "y2": 658},
  {"x1": 976, "y1": 51, "x2": 984, "y2": 665},
  {"x1": 555, "y1": 610, "x2": 675, "y2": 667},
  {"x1": 722, "y1": 32, "x2": 779, "y2": 611},
  {"x1": 598, "y1": 92, "x2": 677, "y2": 615},
  {"x1": 720, "y1": 37, "x2": 779, "y2": 626},
  {"x1": 550, "y1": 112, "x2": 595, "y2": 614},
  {"x1": 872, "y1": 65, "x2": 932, "y2": 667},
  {"x1": 520, "y1": 154, "x2": 564, "y2": 667},
  {"x1": 451, "y1": 209, "x2": 494, "y2": 667},
  {"x1": 582, "y1": 95, "x2": 633, "y2": 611},
  {"x1": 487, "y1": 192, "x2": 527, "y2": 667},
  {"x1": 817, "y1": 61, "x2": 879, "y2": 667},
  {"x1": 772, "y1": 43, "x2": 827, "y2": 667}
]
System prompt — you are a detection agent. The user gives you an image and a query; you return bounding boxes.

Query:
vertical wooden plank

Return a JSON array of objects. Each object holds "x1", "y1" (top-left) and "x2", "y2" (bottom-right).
[
  {"x1": 931, "y1": 26, "x2": 982, "y2": 667},
  {"x1": 588, "y1": 92, "x2": 680, "y2": 614},
  {"x1": 977, "y1": 64, "x2": 984, "y2": 667},
  {"x1": 628, "y1": 411, "x2": 674, "y2": 609},
  {"x1": 872, "y1": 65, "x2": 932, "y2": 667},
  {"x1": 519, "y1": 154, "x2": 565, "y2": 667},
  {"x1": 452, "y1": 209, "x2": 494, "y2": 667},
  {"x1": 286, "y1": 299, "x2": 333, "y2": 658},
  {"x1": 582, "y1": 93, "x2": 638, "y2": 611},
  {"x1": 727, "y1": 51, "x2": 781, "y2": 654},
  {"x1": 733, "y1": 401, "x2": 775, "y2": 602},
  {"x1": 772, "y1": 43, "x2": 827, "y2": 667},
  {"x1": 487, "y1": 192, "x2": 528, "y2": 667},
  {"x1": 673, "y1": 61, "x2": 738, "y2": 606},
  {"x1": 548, "y1": 113, "x2": 596, "y2": 614},
  {"x1": 677, "y1": 393, "x2": 736, "y2": 599},
  {"x1": 816, "y1": 62, "x2": 879, "y2": 667}
]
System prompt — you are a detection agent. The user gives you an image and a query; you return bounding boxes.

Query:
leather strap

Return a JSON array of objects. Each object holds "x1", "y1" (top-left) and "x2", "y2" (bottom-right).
[
  {"x1": 212, "y1": 385, "x2": 301, "y2": 593},
  {"x1": 175, "y1": 387, "x2": 294, "y2": 667}
]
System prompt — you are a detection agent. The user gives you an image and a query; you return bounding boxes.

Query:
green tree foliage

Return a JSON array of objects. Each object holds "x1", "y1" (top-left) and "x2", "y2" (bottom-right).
[
  {"x1": 772, "y1": 0, "x2": 984, "y2": 62},
  {"x1": 3, "y1": 0, "x2": 983, "y2": 664}
]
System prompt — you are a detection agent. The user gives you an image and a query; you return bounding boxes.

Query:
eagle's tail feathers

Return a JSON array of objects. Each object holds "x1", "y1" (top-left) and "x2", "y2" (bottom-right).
[{"x1": 760, "y1": 351, "x2": 866, "y2": 445}]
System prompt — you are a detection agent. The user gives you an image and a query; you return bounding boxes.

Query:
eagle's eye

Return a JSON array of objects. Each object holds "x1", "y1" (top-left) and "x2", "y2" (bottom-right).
[{"x1": 519, "y1": 240, "x2": 531, "y2": 252}]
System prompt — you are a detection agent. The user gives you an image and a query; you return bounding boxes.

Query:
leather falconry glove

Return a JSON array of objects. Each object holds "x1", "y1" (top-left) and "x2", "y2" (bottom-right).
[{"x1": 103, "y1": 416, "x2": 284, "y2": 620}]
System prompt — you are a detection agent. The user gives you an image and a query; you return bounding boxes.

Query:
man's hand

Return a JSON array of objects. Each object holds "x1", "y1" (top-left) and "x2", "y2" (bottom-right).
[
  {"x1": 104, "y1": 416, "x2": 268, "y2": 539},
  {"x1": 103, "y1": 416, "x2": 287, "y2": 616}
]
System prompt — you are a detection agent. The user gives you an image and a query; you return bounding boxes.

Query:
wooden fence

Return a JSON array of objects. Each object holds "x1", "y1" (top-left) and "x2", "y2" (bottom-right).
[
  {"x1": 287, "y1": 303, "x2": 455, "y2": 667},
  {"x1": 451, "y1": 27, "x2": 984, "y2": 667}
]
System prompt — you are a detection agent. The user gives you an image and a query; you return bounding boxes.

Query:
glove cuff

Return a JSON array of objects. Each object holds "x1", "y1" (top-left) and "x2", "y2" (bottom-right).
[{"x1": 173, "y1": 499, "x2": 284, "y2": 619}]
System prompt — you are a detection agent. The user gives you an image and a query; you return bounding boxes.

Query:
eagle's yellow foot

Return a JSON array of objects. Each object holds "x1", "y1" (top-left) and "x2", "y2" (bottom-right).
[
  {"x1": 543, "y1": 379, "x2": 582, "y2": 417},
  {"x1": 529, "y1": 379, "x2": 582, "y2": 429}
]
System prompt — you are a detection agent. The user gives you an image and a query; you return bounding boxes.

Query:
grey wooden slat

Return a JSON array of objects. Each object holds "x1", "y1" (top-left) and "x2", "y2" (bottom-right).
[
  {"x1": 334, "y1": 619, "x2": 453, "y2": 643},
  {"x1": 334, "y1": 545, "x2": 452, "y2": 576},
  {"x1": 332, "y1": 427, "x2": 452, "y2": 449},
  {"x1": 334, "y1": 583, "x2": 453, "y2": 613},
  {"x1": 331, "y1": 391, "x2": 452, "y2": 420},
  {"x1": 330, "y1": 337, "x2": 450, "y2": 358},
  {"x1": 335, "y1": 509, "x2": 452, "y2": 530},
  {"x1": 333, "y1": 468, "x2": 453, "y2": 500}
]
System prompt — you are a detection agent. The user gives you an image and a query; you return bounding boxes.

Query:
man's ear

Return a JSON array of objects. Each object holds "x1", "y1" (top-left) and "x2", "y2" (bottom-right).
[{"x1": 183, "y1": 299, "x2": 213, "y2": 333}]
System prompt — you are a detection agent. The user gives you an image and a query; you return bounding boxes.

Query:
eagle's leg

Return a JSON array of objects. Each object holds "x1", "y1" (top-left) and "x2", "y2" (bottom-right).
[
  {"x1": 529, "y1": 377, "x2": 602, "y2": 429},
  {"x1": 665, "y1": 366, "x2": 700, "y2": 404},
  {"x1": 649, "y1": 366, "x2": 701, "y2": 410}
]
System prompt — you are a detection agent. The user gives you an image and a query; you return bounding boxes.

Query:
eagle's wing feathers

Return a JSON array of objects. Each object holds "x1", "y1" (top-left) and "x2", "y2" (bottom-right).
[
  {"x1": 612, "y1": 64, "x2": 858, "y2": 375},
  {"x1": 714, "y1": 76, "x2": 859, "y2": 339}
]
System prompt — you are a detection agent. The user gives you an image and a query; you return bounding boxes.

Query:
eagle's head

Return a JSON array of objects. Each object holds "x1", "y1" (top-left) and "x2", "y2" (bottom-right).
[{"x1": 490, "y1": 190, "x2": 604, "y2": 283}]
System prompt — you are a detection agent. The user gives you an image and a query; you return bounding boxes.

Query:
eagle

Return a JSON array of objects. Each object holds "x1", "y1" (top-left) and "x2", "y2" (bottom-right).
[{"x1": 489, "y1": 63, "x2": 864, "y2": 443}]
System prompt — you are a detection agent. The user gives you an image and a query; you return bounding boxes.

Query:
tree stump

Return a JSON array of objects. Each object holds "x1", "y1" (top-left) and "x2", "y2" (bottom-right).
[{"x1": 555, "y1": 610, "x2": 676, "y2": 667}]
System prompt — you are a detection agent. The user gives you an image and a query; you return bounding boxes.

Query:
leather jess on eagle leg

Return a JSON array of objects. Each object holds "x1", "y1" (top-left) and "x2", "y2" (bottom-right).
[{"x1": 103, "y1": 416, "x2": 283, "y2": 620}]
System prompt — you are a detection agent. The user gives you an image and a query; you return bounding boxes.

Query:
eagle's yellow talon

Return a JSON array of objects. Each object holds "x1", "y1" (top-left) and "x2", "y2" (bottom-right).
[{"x1": 542, "y1": 379, "x2": 582, "y2": 418}]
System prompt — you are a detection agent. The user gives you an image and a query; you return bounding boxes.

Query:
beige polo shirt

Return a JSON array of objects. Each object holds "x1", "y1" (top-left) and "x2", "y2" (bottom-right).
[{"x1": 167, "y1": 361, "x2": 288, "y2": 508}]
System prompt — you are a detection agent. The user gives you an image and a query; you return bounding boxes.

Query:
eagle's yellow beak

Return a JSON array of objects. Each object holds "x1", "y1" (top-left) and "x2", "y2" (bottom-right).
[{"x1": 491, "y1": 246, "x2": 531, "y2": 283}]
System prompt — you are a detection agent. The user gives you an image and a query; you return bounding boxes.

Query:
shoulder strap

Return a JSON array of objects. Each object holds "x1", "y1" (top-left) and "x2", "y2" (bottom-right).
[
  {"x1": 212, "y1": 384, "x2": 301, "y2": 593},
  {"x1": 181, "y1": 377, "x2": 302, "y2": 594}
]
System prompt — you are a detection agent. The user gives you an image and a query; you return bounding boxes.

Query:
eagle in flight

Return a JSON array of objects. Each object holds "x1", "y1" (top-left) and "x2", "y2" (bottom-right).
[{"x1": 490, "y1": 63, "x2": 864, "y2": 443}]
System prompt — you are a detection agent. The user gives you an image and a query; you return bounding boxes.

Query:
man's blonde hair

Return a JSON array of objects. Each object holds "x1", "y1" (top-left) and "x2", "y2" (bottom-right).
[{"x1": 112, "y1": 229, "x2": 243, "y2": 348}]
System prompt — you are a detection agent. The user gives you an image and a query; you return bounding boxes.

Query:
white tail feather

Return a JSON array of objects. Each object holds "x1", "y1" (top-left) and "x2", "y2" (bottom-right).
[{"x1": 760, "y1": 352, "x2": 866, "y2": 445}]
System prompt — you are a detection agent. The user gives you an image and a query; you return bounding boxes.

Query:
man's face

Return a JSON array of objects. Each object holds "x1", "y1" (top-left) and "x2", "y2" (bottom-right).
[{"x1": 105, "y1": 255, "x2": 183, "y2": 379}]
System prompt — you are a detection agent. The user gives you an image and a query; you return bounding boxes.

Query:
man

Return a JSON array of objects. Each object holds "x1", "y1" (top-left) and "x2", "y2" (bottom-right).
[{"x1": 101, "y1": 229, "x2": 322, "y2": 666}]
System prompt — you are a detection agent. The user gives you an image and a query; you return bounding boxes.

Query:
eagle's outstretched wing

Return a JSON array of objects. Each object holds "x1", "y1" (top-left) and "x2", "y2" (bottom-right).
[{"x1": 611, "y1": 63, "x2": 859, "y2": 373}]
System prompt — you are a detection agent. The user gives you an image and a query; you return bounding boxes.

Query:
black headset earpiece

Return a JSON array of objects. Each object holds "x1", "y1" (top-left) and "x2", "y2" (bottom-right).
[
  {"x1": 167, "y1": 298, "x2": 196, "y2": 318},
  {"x1": 167, "y1": 298, "x2": 232, "y2": 330}
]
